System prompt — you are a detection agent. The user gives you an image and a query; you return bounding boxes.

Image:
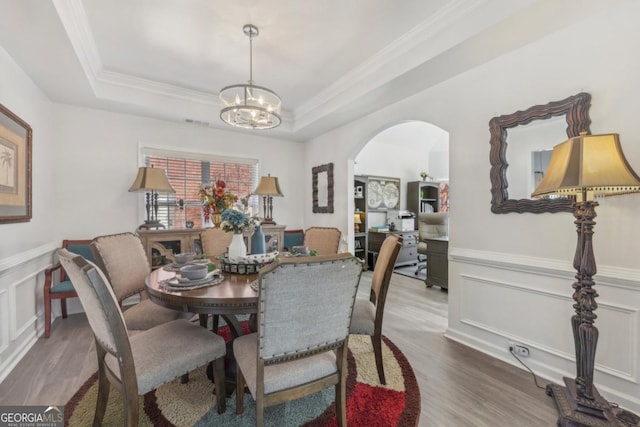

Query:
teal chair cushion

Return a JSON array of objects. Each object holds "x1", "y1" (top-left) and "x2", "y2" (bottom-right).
[
  {"x1": 51, "y1": 280, "x2": 75, "y2": 294},
  {"x1": 66, "y1": 244, "x2": 95, "y2": 263},
  {"x1": 283, "y1": 230, "x2": 304, "y2": 250},
  {"x1": 60, "y1": 243, "x2": 95, "y2": 292}
]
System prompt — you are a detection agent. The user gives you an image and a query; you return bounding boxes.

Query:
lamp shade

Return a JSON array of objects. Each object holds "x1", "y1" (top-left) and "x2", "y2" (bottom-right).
[
  {"x1": 354, "y1": 214, "x2": 362, "y2": 224},
  {"x1": 253, "y1": 175, "x2": 284, "y2": 197},
  {"x1": 128, "y1": 167, "x2": 175, "y2": 193},
  {"x1": 531, "y1": 133, "x2": 640, "y2": 200}
]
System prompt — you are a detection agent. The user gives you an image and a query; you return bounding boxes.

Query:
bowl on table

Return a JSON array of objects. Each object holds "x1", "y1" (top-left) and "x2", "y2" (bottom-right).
[
  {"x1": 179, "y1": 264, "x2": 208, "y2": 281},
  {"x1": 174, "y1": 252, "x2": 196, "y2": 265}
]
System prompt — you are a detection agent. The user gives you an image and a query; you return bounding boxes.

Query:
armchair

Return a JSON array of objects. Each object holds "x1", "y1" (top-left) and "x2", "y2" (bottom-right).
[
  {"x1": 43, "y1": 239, "x2": 94, "y2": 338},
  {"x1": 415, "y1": 212, "x2": 448, "y2": 275}
]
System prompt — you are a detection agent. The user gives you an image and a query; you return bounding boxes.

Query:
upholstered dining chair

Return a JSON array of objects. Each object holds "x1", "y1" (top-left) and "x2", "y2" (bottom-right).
[
  {"x1": 200, "y1": 227, "x2": 233, "y2": 260},
  {"x1": 415, "y1": 212, "x2": 448, "y2": 275},
  {"x1": 234, "y1": 253, "x2": 363, "y2": 427},
  {"x1": 350, "y1": 233, "x2": 402, "y2": 385},
  {"x1": 303, "y1": 226, "x2": 342, "y2": 255},
  {"x1": 90, "y1": 232, "x2": 192, "y2": 330},
  {"x1": 58, "y1": 248, "x2": 227, "y2": 426},
  {"x1": 43, "y1": 239, "x2": 94, "y2": 338}
]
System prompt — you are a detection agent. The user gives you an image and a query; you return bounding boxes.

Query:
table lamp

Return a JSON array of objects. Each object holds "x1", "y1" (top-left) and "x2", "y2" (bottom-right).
[
  {"x1": 354, "y1": 213, "x2": 362, "y2": 232},
  {"x1": 128, "y1": 166, "x2": 175, "y2": 229},
  {"x1": 532, "y1": 132, "x2": 640, "y2": 426},
  {"x1": 253, "y1": 174, "x2": 283, "y2": 224}
]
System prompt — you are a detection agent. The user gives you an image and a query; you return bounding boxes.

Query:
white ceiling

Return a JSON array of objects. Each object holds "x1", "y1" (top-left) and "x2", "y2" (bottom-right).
[{"x1": 0, "y1": 0, "x2": 618, "y2": 141}]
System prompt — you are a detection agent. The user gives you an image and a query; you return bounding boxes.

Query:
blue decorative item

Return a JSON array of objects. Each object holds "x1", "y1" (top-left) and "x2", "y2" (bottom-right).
[{"x1": 251, "y1": 225, "x2": 266, "y2": 254}]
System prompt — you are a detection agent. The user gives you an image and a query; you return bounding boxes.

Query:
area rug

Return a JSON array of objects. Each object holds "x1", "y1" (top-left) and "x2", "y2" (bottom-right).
[{"x1": 64, "y1": 334, "x2": 420, "y2": 426}]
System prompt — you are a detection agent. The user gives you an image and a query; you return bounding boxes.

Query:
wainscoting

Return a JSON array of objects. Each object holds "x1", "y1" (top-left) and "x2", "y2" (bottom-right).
[
  {"x1": 0, "y1": 243, "x2": 58, "y2": 383},
  {"x1": 447, "y1": 247, "x2": 640, "y2": 414}
]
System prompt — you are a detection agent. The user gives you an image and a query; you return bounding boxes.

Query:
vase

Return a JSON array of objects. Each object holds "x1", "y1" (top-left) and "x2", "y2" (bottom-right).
[
  {"x1": 228, "y1": 233, "x2": 247, "y2": 260},
  {"x1": 251, "y1": 225, "x2": 266, "y2": 254},
  {"x1": 213, "y1": 213, "x2": 222, "y2": 228},
  {"x1": 202, "y1": 215, "x2": 213, "y2": 228}
]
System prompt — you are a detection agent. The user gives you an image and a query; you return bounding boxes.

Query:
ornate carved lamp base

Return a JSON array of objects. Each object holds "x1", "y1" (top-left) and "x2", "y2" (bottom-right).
[{"x1": 546, "y1": 377, "x2": 628, "y2": 426}]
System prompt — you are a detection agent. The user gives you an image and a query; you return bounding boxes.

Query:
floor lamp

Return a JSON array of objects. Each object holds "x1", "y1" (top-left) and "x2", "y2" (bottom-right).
[
  {"x1": 253, "y1": 174, "x2": 283, "y2": 225},
  {"x1": 532, "y1": 133, "x2": 640, "y2": 426},
  {"x1": 128, "y1": 166, "x2": 175, "y2": 229}
]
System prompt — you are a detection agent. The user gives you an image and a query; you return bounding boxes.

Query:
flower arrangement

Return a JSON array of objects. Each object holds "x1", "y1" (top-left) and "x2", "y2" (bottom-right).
[
  {"x1": 420, "y1": 171, "x2": 433, "y2": 181},
  {"x1": 220, "y1": 209, "x2": 255, "y2": 234},
  {"x1": 200, "y1": 180, "x2": 238, "y2": 221}
]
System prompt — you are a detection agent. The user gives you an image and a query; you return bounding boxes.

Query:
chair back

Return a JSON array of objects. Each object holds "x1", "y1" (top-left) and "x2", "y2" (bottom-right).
[
  {"x1": 90, "y1": 232, "x2": 151, "y2": 302},
  {"x1": 418, "y1": 212, "x2": 448, "y2": 241},
  {"x1": 371, "y1": 234, "x2": 403, "y2": 310},
  {"x1": 58, "y1": 248, "x2": 129, "y2": 357},
  {"x1": 59, "y1": 240, "x2": 95, "y2": 282},
  {"x1": 200, "y1": 228, "x2": 233, "y2": 259},
  {"x1": 303, "y1": 227, "x2": 342, "y2": 255},
  {"x1": 257, "y1": 253, "x2": 362, "y2": 362}
]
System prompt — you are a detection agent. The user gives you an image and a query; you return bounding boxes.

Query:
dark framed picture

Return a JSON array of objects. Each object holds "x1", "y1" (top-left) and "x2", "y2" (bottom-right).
[{"x1": 0, "y1": 104, "x2": 32, "y2": 224}]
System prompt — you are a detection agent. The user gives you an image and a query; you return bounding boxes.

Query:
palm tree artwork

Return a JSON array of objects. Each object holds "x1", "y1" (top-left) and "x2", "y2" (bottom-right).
[{"x1": 0, "y1": 146, "x2": 14, "y2": 188}]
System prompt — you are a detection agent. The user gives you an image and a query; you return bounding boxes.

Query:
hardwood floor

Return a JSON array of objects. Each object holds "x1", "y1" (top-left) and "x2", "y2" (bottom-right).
[{"x1": 0, "y1": 271, "x2": 559, "y2": 426}]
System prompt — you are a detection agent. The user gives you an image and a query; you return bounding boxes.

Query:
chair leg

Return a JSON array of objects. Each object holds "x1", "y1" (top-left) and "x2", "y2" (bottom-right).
[
  {"x1": 336, "y1": 347, "x2": 348, "y2": 427},
  {"x1": 123, "y1": 389, "x2": 139, "y2": 427},
  {"x1": 372, "y1": 333, "x2": 386, "y2": 385},
  {"x1": 44, "y1": 295, "x2": 52, "y2": 338},
  {"x1": 93, "y1": 363, "x2": 110, "y2": 427},
  {"x1": 61, "y1": 298, "x2": 68, "y2": 318},
  {"x1": 256, "y1": 395, "x2": 264, "y2": 427},
  {"x1": 213, "y1": 357, "x2": 226, "y2": 414},
  {"x1": 235, "y1": 365, "x2": 245, "y2": 414}
]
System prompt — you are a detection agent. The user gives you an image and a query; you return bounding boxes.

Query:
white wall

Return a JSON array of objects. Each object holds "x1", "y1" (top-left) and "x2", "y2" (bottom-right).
[
  {"x1": 0, "y1": 46, "x2": 57, "y2": 381},
  {"x1": 305, "y1": 2, "x2": 640, "y2": 413},
  {"x1": 51, "y1": 104, "x2": 305, "y2": 239}
]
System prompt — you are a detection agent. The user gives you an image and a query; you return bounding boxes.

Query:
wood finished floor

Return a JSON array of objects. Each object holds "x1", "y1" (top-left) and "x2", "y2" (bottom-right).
[{"x1": 0, "y1": 271, "x2": 559, "y2": 426}]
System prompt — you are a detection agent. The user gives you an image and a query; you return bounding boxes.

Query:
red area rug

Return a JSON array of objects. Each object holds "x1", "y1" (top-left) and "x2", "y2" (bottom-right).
[{"x1": 65, "y1": 330, "x2": 420, "y2": 426}]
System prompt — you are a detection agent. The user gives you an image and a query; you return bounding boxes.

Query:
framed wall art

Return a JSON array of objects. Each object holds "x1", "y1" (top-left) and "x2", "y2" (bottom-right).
[
  {"x1": 0, "y1": 104, "x2": 32, "y2": 223},
  {"x1": 366, "y1": 176, "x2": 400, "y2": 211}
]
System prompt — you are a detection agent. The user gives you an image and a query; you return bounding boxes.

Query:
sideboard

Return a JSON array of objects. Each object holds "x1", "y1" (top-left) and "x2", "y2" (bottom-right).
[{"x1": 137, "y1": 224, "x2": 285, "y2": 267}]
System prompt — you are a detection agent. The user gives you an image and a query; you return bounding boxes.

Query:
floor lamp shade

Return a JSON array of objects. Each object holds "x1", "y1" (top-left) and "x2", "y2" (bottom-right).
[
  {"x1": 253, "y1": 175, "x2": 283, "y2": 224},
  {"x1": 128, "y1": 166, "x2": 175, "y2": 228},
  {"x1": 532, "y1": 133, "x2": 640, "y2": 426},
  {"x1": 531, "y1": 133, "x2": 640, "y2": 200}
]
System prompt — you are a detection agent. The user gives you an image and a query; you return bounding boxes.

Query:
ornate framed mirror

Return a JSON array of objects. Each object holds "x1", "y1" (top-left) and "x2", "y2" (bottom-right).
[
  {"x1": 312, "y1": 163, "x2": 334, "y2": 213},
  {"x1": 489, "y1": 92, "x2": 592, "y2": 214}
]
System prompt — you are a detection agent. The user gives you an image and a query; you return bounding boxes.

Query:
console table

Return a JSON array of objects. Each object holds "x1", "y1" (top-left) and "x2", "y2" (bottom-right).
[
  {"x1": 137, "y1": 224, "x2": 285, "y2": 267},
  {"x1": 425, "y1": 236, "x2": 448, "y2": 290}
]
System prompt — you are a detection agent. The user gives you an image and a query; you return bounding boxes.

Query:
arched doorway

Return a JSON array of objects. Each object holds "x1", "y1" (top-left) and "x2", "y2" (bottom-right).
[{"x1": 347, "y1": 120, "x2": 449, "y2": 262}]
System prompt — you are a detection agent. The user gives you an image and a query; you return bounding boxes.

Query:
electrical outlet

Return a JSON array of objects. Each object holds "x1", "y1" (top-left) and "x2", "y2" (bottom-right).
[
  {"x1": 509, "y1": 341, "x2": 530, "y2": 357},
  {"x1": 515, "y1": 345, "x2": 529, "y2": 357}
]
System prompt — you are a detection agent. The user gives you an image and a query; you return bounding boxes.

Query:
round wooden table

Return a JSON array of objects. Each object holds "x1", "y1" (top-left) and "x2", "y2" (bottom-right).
[{"x1": 145, "y1": 267, "x2": 259, "y2": 337}]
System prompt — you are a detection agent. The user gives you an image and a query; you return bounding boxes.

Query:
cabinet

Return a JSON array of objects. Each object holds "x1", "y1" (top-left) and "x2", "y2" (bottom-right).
[
  {"x1": 407, "y1": 181, "x2": 449, "y2": 229},
  {"x1": 137, "y1": 224, "x2": 285, "y2": 267},
  {"x1": 425, "y1": 237, "x2": 448, "y2": 290},
  {"x1": 368, "y1": 230, "x2": 418, "y2": 269}
]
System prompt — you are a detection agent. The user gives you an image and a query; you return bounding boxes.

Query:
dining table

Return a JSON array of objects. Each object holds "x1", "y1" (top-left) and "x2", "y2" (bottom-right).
[
  {"x1": 145, "y1": 266, "x2": 260, "y2": 393},
  {"x1": 145, "y1": 266, "x2": 259, "y2": 338}
]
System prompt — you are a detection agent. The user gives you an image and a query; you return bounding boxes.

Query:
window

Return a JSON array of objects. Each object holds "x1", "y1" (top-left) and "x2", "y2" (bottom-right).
[{"x1": 141, "y1": 148, "x2": 259, "y2": 228}]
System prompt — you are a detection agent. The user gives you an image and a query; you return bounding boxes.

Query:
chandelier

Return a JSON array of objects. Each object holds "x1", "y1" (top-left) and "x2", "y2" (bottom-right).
[{"x1": 219, "y1": 24, "x2": 281, "y2": 130}]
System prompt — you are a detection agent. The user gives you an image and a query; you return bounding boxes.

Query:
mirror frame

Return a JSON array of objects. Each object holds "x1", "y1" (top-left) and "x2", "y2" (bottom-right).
[
  {"x1": 489, "y1": 92, "x2": 592, "y2": 214},
  {"x1": 312, "y1": 162, "x2": 334, "y2": 213}
]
